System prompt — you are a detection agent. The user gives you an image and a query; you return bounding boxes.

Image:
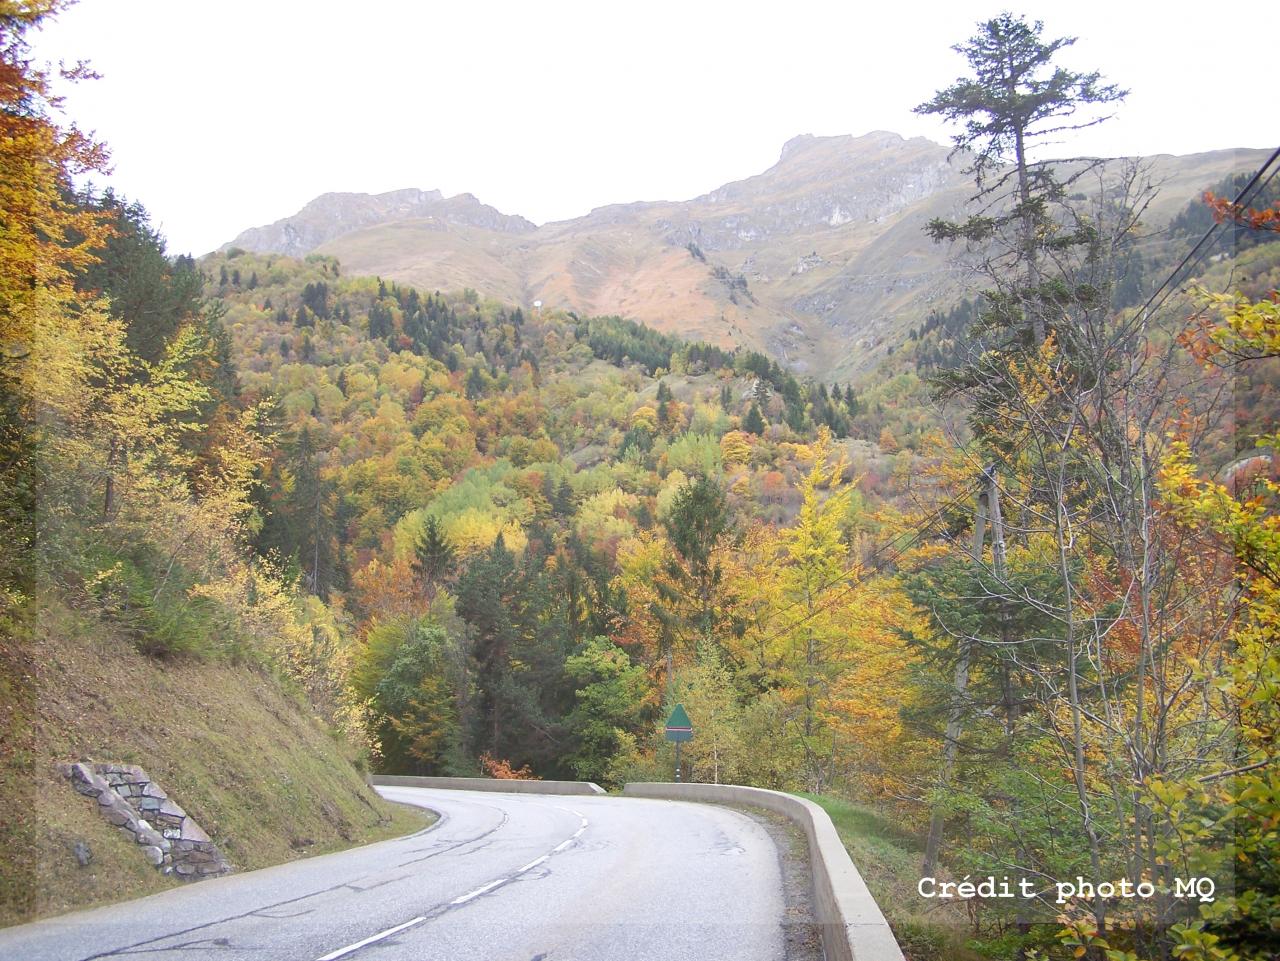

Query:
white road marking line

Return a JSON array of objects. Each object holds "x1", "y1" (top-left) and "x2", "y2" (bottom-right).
[
  {"x1": 316, "y1": 916, "x2": 425, "y2": 961},
  {"x1": 451, "y1": 877, "x2": 509, "y2": 905},
  {"x1": 318, "y1": 798, "x2": 593, "y2": 957}
]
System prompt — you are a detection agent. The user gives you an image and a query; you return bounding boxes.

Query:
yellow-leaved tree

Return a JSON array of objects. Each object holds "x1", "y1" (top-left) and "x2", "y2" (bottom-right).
[{"x1": 2, "y1": 0, "x2": 110, "y2": 597}]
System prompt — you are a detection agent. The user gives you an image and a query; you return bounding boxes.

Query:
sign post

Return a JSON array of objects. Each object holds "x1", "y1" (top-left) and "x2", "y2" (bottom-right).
[{"x1": 664, "y1": 704, "x2": 693, "y2": 783}]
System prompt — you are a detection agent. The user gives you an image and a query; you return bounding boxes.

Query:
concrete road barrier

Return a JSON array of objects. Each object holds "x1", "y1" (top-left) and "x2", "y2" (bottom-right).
[
  {"x1": 622, "y1": 782, "x2": 904, "y2": 961},
  {"x1": 371, "y1": 775, "x2": 606, "y2": 796}
]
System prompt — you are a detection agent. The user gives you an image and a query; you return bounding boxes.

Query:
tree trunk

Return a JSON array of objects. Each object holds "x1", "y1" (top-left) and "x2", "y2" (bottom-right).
[{"x1": 923, "y1": 480, "x2": 990, "y2": 875}]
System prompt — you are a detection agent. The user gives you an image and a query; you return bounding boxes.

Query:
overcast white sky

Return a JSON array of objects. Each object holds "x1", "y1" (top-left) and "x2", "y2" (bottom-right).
[{"x1": 32, "y1": 0, "x2": 1276, "y2": 255}]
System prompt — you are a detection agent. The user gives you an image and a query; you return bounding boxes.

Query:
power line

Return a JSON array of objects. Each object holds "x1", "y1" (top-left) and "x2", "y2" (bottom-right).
[
  {"x1": 743, "y1": 146, "x2": 1280, "y2": 648},
  {"x1": 1130, "y1": 145, "x2": 1280, "y2": 328},
  {"x1": 744, "y1": 472, "x2": 985, "y2": 650},
  {"x1": 782, "y1": 475, "x2": 982, "y2": 618}
]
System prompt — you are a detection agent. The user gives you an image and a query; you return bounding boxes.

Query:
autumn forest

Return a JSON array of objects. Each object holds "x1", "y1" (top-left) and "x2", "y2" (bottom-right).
[{"x1": 2, "y1": 5, "x2": 1278, "y2": 961}]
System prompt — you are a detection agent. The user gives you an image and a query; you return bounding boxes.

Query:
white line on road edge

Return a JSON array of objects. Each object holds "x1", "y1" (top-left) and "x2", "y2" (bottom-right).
[
  {"x1": 316, "y1": 916, "x2": 426, "y2": 961},
  {"x1": 316, "y1": 805, "x2": 591, "y2": 959},
  {"x1": 451, "y1": 877, "x2": 509, "y2": 905}
]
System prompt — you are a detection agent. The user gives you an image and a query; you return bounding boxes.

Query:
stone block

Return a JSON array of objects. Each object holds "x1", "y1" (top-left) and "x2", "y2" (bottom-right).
[
  {"x1": 95, "y1": 763, "x2": 145, "y2": 781},
  {"x1": 72, "y1": 840, "x2": 92, "y2": 867},
  {"x1": 103, "y1": 805, "x2": 134, "y2": 828},
  {"x1": 65, "y1": 759, "x2": 228, "y2": 880},
  {"x1": 65, "y1": 763, "x2": 104, "y2": 794}
]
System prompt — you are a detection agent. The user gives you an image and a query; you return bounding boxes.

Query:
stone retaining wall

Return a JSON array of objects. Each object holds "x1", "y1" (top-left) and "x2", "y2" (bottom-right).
[{"x1": 59, "y1": 762, "x2": 231, "y2": 881}]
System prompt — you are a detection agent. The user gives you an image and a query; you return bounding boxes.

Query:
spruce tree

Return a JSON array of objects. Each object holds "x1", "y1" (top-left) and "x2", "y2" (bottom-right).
[
  {"x1": 655, "y1": 476, "x2": 734, "y2": 667},
  {"x1": 655, "y1": 380, "x2": 673, "y2": 429},
  {"x1": 915, "y1": 13, "x2": 1126, "y2": 348},
  {"x1": 553, "y1": 479, "x2": 576, "y2": 517},
  {"x1": 413, "y1": 515, "x2": 455, "y2": 590}
]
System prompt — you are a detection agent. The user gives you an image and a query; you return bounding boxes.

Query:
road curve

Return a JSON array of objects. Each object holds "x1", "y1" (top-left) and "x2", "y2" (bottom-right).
[{"x1": 0, "y1": 787, "x2": 788, "y2": 961}]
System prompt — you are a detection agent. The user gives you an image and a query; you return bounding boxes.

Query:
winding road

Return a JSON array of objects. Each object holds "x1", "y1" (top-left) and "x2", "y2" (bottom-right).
[{"x1": 0, "y1": 787, "x2": 792, "y2": 961}]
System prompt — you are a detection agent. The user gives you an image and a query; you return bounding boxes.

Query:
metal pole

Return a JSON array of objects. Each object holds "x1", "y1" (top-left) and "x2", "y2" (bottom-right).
[{"x1": 675, "y1": 741, "x2": 682, "y2": 782}]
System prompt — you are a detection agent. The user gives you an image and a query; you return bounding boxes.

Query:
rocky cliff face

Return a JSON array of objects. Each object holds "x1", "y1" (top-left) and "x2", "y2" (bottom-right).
[
  {"x1": 220, "y1": 133, "x2": 1269, "y2": 379},
  {"x1": 227, "y1": 187, "x2": 535, "y2": 258},
  {"x1": 667, "y1": 133, "x2": 958, "y2": 250}
]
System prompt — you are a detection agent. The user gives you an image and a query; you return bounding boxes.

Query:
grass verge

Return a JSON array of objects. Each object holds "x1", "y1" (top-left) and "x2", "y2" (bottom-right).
[
  {"x1": 800, "y1": 794, "x2": 984, "y2": 961},
  {"x1": 1, "y1": 597, "x2": 430, "y2": 927}
]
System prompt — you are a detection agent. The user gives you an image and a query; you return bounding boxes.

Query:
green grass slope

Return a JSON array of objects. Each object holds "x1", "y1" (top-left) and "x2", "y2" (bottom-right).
[
  {"x1": 802, "y1": 794, "x2": 983, "y2": 961},
  {"x1": 0, "y1": 598, "x2": 428, "y2": 927}
]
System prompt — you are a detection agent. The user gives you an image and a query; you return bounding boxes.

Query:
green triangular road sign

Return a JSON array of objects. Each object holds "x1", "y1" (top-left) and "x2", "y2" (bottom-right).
[{"x1": 665, "y1": 703, "x2": 692, "y2": 732}]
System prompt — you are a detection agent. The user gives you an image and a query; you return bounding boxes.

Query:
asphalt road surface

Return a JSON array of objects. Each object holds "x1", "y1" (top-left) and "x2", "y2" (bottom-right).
[{"x1": 0, "y1": 787, "x2": 789, "y2": 961}]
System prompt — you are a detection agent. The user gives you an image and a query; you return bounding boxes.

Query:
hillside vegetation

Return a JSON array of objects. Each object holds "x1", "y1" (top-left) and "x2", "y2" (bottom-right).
[
  {"x1": 202, "y1": 244, "x2": 924, "y2": 785},
  {"x1": 3, "y1": 600, "x2": 425, "y2": 925},
  {"x1": 0, "y1": 15, "x2": 431, "y2": 920},
  {"x1": 5, "y1": 8, "x2": 1277, "y2": 961},
  {"x1": 228, "y1": 134, "x2": 1271, "y2": 381}
]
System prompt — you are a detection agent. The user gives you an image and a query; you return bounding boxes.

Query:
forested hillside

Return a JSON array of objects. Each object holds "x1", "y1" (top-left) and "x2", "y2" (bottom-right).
[
  {"x1": 0, "y1": 9, "x2": 426, "y2": 922},
  {"x1": 227, "y1": 134, "x2": 1270, "y2": 383},
  {"x1": 4, "y1": 6, "x2": 1277, "y2": 961},
  {"x1": 201, "y1": 245, "x2": 928, "y2": 786}
]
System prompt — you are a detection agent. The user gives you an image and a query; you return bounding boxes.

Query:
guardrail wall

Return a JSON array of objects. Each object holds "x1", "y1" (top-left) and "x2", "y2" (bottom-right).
[
  {"x1": 370, "y1": 775, "x2": 605, "y2": 796},
  {"x1": 622, "y1": 782, "x2": 904, "y2": 961}
]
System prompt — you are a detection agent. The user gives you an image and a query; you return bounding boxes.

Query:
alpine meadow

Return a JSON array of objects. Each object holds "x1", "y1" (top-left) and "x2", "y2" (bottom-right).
[{"x1": 2, "y1": 4, "x2": 1277, "y2": 961}]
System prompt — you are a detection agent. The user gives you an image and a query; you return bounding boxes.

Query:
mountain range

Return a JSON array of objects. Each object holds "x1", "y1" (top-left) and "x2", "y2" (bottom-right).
[{"x1": 225, "y1": 132, "x2": 1269, "y2": 380}]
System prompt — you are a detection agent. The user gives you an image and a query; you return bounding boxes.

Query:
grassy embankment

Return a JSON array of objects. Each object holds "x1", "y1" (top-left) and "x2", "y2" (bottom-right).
[
  {"x1": 0, "y1": 598, "x2": 430, "y2": 927},
  {"x1": 802, "y1": 794, "x2": 984, "y2": 961}
]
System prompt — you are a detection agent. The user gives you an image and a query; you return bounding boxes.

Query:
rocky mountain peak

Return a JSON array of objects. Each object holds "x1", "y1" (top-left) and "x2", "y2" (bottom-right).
[
  {"x1": 779, "y1": 133, "x2": 818, "y2": 160},
  {"x1": 681, "y1": 132, "x2": 961, "y2": 251},
  {"x1": 225, "y1": 187, "x2": 534, "y2": 257},
  {"x1": 217, "y1": 135, "x2": 1265, "y2": 380}
]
